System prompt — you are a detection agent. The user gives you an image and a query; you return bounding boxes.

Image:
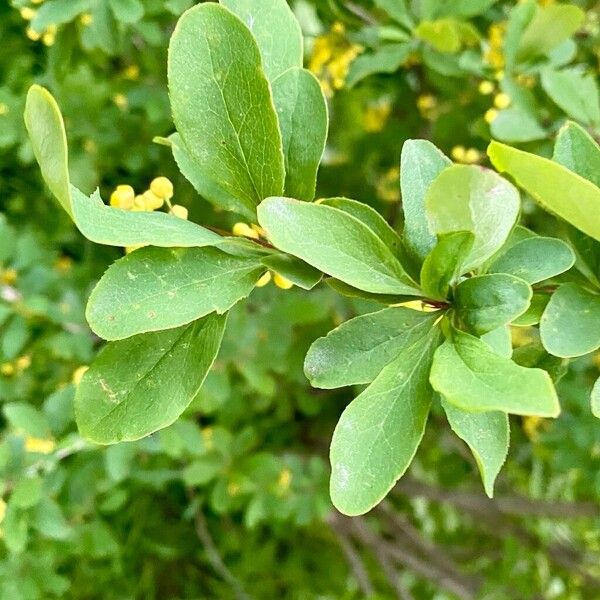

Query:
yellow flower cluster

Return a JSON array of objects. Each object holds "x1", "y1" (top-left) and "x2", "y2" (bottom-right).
[
  {"x1": 0, "y1": 355, "x2": 31, "y2": 378},
  {"x1": 362, "y1": 99, "x2": 392, "y2": 133},
  {"x1": 451, "y1": 146, "x2": 483, "y2": 164},
  {"x1": 232, "y1": 223, "x2": 293, "y2": 290},
  {"x1": 484, "y1": 92, "x2": 512, "y2": 124},
  {"x1": 416, "y1": 94, "x2": 438, "y2": 121},
  {"x1": 21, "y1": 0, "x2": 56, "y2": 47},
  {"x1": 376, "y1": 167, "x2": 401, "y2": 203},
  {"x1": 485, "y1": 22, "x2": 506, "y2": 69},
  {"x1": 0, "y1": 268, "x2": 17, "y2": 285},
  {"x1": 24, "y1": 436, "x2": 56, "y2": 454},
  {"x1": 309, "y1": 22, "x2": 363, "y2": 97},
  {"x1": 523, "y1": 415, "x2": 545, "y2": 441}
]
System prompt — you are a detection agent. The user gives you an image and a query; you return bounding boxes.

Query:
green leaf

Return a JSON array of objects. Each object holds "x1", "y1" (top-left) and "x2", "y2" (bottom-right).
[
  {"x1": 540, "y1": 283, "x2": 600, "y2": 358},
  {"x1": 488, "y1": 141, "x2": 600, "y2": 242},
  {"x1": 591, "y1": 376, "x2": 600, "y2": 419},
  {"x1": 373, "y1": 0, "x2": 413, "y2": 27},
  {"x1": 541, "y1": 68, "x2": 600, "y2": 127},
  {"x1": 441, "y1": 400, "x2": 508, "y2": 497},
  {"x1": 512, "y1": 294, "x2": 550, "y2": 327},
  {"x1": 70, "y1": 187, "x2": 223, "y2": 248},
  {"x1": 168, "y1": 4, "x2": 284, "y2": 215},
  {"x1": 325, "y1": 279, "x2": 410, "y2": 305},
  {"x1": 220, "y1": 0, "x2": 303, "y2": 82},
  {"x1": 516, "y1": 3, "x2": 585, "y2": 63},
  {"x1": 553, "y1": 121, "x2": 600, "y2": 187},
  {"x1": 108, "y1": 0, "x2": 144, "y2": 23},
  {"x1": 86, "y1": 247, "x2": 262, "y2": 340},
  {"x1": 24, "y1": 85, "x2": 72, "y2": 217},
  {"x1": 430, "y1": 328, "x2": 560, "y2": 417},
  {"x1": 420, "y1": 231, "x2": 474, "y2": 300},
  {"x1": 3, "y1": 403, "x2": 51, "y2": 438},
  {"x1": 76, "y1": 314, "x2": 225, "y2": 443},
  {"x1": 272, "y1": 68, "x2": 328, "y2": 201},
  {"x1": 489, "y1": 106, "x2": 546, "y2": 143},
  {"x1": 415, "y1": 19, "x2": 462, "y2": 54},
  {"x1": 346, "y1": 43, "x2": 413, "y2": 87},
  {"x1": 329, "y1": 326, "x2": 441, "y2": 515},
  {"x1": 401, "y1": 139, "x2": 451, "y2": 263},
  {"x1": 320, "y1": 197, "x2": 403, "y2": 257},
  {"x1": 261, "y1": 254, "x2": 322, "y2": 290},
  {"x1": 488, "y1": 237, "x2": 575, "y2": 284},
  {"x1": 305, "y1": 307, "x2": 440, "y2": 389},
  {"x1": 480, "y1": 325, "x2": 512, "y2": 358},
  {"x1": 454, "y1": 274, "x2": 532, "y2": 336},
  {"x1": 257, "y1": 197, "x2": 420, "y2": 295},
  {"x1": 426, "y1": 165, "x2": 520, "y2": 271}
]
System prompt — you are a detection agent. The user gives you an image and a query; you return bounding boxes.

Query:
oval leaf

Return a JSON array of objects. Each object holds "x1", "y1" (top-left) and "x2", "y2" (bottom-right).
[
  {"x1": 76, "y1": 314, "x2": 226, "y2": 443},
  {"x1": 257, "y1": 197, "x2": 420, "y2": 295}
]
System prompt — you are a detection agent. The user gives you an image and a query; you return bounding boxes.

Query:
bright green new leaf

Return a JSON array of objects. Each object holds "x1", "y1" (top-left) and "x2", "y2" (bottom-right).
[
  {"x1": 553, "y1": 121, "x2": 600, "y2": 187},
  {"x1": 540, "y1": 283, "x2": 600, "y2": 358},
  {"x1": 426, "y1": 165, "x2": 520, "y2": 271},
  {"x1": 415, "y1": 19, "x2": 463, "y2": 54},
  {"x1": 516, "y1": 3, "x2": 585, "y2": 63},
  {"x1": 346, "y1": 43, "x2": 413, "y2": 87},
  {"x1": 541, "y1": 68, "x2": 600, "y2": 127},
  {"x1": 272, "y1": 68, "x2": 328, "y2": 201},
  {"x1": 488, "y1": 141, "x2": 600, "y2": 242},
  {"x1": 168, "y1": 133, "x2": 255, "y2": 220},
  {"x1": 330, "y1": 327, "x2": 441, "y2": 515},
  {"x1": 454, "y1": 274, "x2": 532, "y2": 335},
  {"x1": 71, "y1": 187, "x2": 224, "y2": 248},
  {"x1": 168, "y1": 4, "x2": 284, "y2": 215},
  {"x1": 257, "y1": 197, "x2": 421, "y2": 295},
  {"x1": 325, "y1": 279, "x2": 410, "y2": 305},
  {"x1": 420, "y1": 231, "x2": 474, "y2": 300},
  {"x1": 87, "y1": 247, "x2": 263, "y2": 340},
  {"x1": 305, "y1": 307, "x2": 440, "y2": 388},
  {"x1": 24, "y1": 85, "x2": 72, "y2": 217},
  {"x1": 76, "y1": 314, "x2": 225, "y2": 443},
  {"x1": 488, "y1": 237, "x2": 575, "y2": 284},
  {"x1": 220, "y1": 0, "x2": 302, "y2": 81},
  {"x1": 401, "y1": 139, "x2": 451, "y2": 263},
  {"x1": 261, "y1": 253, "x2": 322, "y2": 290},
  {"x1": 591, "y1": 377, "x2": 600, "y2": 419},
  {"x1": 512, "y1": 294, "x2": 550, "y2": 327},
  {"x1": 441, "y1": 400, "x2": 509, "y2": 497},
  {"x1": 430, "y1": 328, "x2": 560, "y2": 417}
]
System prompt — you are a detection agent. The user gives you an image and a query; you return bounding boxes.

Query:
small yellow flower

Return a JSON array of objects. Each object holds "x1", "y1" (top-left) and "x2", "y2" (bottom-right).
[
  {"x1": 0, "y1": 363, "x2": 15, "y2": 377},
  {"x1": 255, "y1": 271, "x2": 272, "y2": 288},
  {"x1": 376, "y1": 167, "x2": 400, "y2": 203},
  {"x1": 26, "y1": 27, "x2": 41, "y2": 41},
  {"x1": 417, "y1": 94, "x2": 436, "y2": 112},
  {"x1": 362, "y1": 100, "x2": 392, "y2": 133},
  {"x1": 273, "y1": 273, "x2": 294, "y2": 290},
  {"x1": 142, "y1": 190, "x2": 164, "y2": 211},
  {"x1": 42, "y1": 27, "x2": 56, "y2": 46},
  {"x1": 227, "y1": 481, "x2": 240, "y2": 496},
  {"x1": 25, "y1": 437, "x2": 56, "y2": 454},
  {"x1": 0, "y1": 268, "x2": 17, "y2": 285},
  {"x1": 523, "y1": 416, "x2": 544, "y2": 441},
  {"x1": 232, "y1": 222, "x2": 259, "y2": 239},
  {"x1": 113, "y1": 93, "x2": 128, "y2": 110},
  {"x1": 123, "y1": 64, "x2": 140, "y2": 80},
  {"x1": 79, "y1": 13, "x2": 93, "y2": 26},
  {"x1": 20, "y1": 7, "x2": 36, "y2": 20},
  {"x1": 478, "y1": 80, "x2": 495, "y2": 95},
  {"x1": 15, "y1": 355, "x2": 31, "y2": 372},
  {"x1": 150, "y1": 176, "x2": 174, "y2": 201},
  {"x1": 72, "y1": 365, "x2": 89, "y2": 386},
  {"x1": 451, "y1": 145, "x2": 466, "y2": 161},
  {"x1": 484, "y1": 108, "x2": 499, "y2": 124},
  {"x1": 170, "y1": 205, "x2": 188, "y2": 220},
  {"x1": 54, "y1": 256, "x2": 73, "y2": 272},
  {"x1": 277, "y1": 468, "x2": 292, "y2": 493},
  {"x1": 110, "y1": 184, "x2": 135, "y2": 209},
  {"x1": 463, "y1": 148, "x2": 481, "y2": 164},
  {"x1": 494, "y1": 92, "x2": 511, "y2": 109},
  {"x1": 494, "y1": 70, "x2": 505, "y2": 81}
]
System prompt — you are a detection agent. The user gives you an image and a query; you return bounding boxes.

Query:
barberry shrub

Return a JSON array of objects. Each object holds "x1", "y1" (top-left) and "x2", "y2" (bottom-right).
[{"x1": 25, "y1": 0, "x2": 600, "y2": 517}]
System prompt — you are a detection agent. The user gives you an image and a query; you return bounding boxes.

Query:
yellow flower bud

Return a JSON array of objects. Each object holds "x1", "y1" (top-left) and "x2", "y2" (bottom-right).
[
  {"x1": 142, "y1": 190, "x2": 164, "y2": 211},
  {"x1": 273, "y1": 273, "x2": 293, "y2": 290},
  {"x1": 123, "y1": 64, "x2": 140, "y2": 80},
  {"x1": 0, "y1": 363, "x2": 15, "y2": 377},
  {"x1": 232, "y1": 222, "x2": 259, "y2": 239},
  {"x1": 451, "y1": 145, "x2": 466, "y2": 161},
  {"x1": 42, "y1": 30, "x2": 55, "y2": 46},
  {"x1": 113, "y1": 93, "x2": 128, "y2": 110},
  {"x1": 0, "y1": 268, "x2": 17, "y2": 285},
  {"x1": 15, "y1": 355, "x2": 31, "y2": 371},
  {"x1": 277, "y1": 468, "x2": 292, "y2": 493},
  {"x1": 478, "y1": 80, "x2": 495, "y2": 95},
  {"x1": 24, "y1": 437, "x2": 56, "y2": 454},
  {"x1": 416, "y1": 94, "x2": 436, "y2": 112},
  {"x1": 20, "y1": 7, "x2": 37, "y2": 20},
  {"x1": 72, "y1": 365, "x2": 89, "y2": 386},
  {"x1": 110, "y1": 184, "x2": 135, "y2": 209},
  {"x1": 26, "y1": 27, "x2": 41, "y2": 41},
  {"x1": 484, "y1": 108, "x2": 499, "y2": 124},
  {"x1": 79, "y1": 13, "x2": 93, "y2": 26},
  {"x1": 523, "y1": 415, "x2": 544, "y2": 441},
  {"x1": 170, "y1": 205, "x2": 188, "y2": 220},
  {"x1": 464, "y1": 148, "x2": 481, "y2": 164},
  {"x1": 255, "y1": 271, "x2": 272, "y2": 288},
  {"x1": 494, "y1": 92, "x2": 511, "y2": 109},
  {"x1": 150, "y1": 176, "x2": 174, "y2": 200}
]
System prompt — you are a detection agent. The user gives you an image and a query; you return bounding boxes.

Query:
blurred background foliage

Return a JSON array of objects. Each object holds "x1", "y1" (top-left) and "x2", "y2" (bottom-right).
[{"x1": 1, "y1": 0, "x2": 599, "y2": 598}]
